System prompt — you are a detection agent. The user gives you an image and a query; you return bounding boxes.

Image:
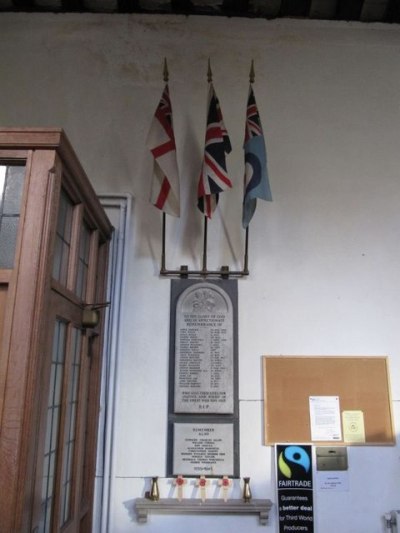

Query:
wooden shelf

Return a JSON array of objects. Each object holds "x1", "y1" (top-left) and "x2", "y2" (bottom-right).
[{"x1": 135, "y1": 498, "x2": 273, "y2": 525}]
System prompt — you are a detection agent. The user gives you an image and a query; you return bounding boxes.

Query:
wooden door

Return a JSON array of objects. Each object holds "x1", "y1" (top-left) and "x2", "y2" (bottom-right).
[
  {"x1": 33, "y1": 186, "x2": 110, "y2": 533},
  {"x1": 0, "y1": 130, "x2": 112, "y2": 533}
]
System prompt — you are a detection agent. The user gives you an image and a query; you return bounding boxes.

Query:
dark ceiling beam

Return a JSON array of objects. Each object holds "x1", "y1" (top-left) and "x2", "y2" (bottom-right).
[
  {"x1": 360, "y1": 0, "x2": 389, "y2": 21},
  {"x1": 117, "y1": 0, "x2": 141, "y2": 12},
  {"x1": 61, "y1": 0, "x2": 84, "y2": 10},
  {"x1": 11, "y1": 0, "x2": 35, "y2": 8},
  {"x1": 83, "y1": 0, "x2": 117, "y2": 11},
  {"x1": 336, "y1": 0, "x2": 364, "y2": 20},
  {"x1": 279, "y1": 0, "x2": 313, "y2": 17},
  {"x1": 249, "y1": 0, "x2": 282, "y2": 17},
  {"x1": 2, "y1": 0, "x2": 399, "y2": 21},
  {"x1": 170, "y1": 0, "x2": 194, "y2": 12},
  {"x1": 309, "y1": 0, "x2": 338, "y2": 19},
  {"x1": 386, "y1": 0, "x2": 400, "y2": 21},
  {"x1": 191, "y1": 0, "x2": 222, "y2": 15},
  {"x1": 222, "y1": 0, "x2": 250, "y2": 15}
]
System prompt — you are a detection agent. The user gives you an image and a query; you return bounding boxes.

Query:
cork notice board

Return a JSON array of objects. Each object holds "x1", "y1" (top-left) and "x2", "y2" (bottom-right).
[{"x1": 263, "y1": 356, "x2": 395, "y2": 445}]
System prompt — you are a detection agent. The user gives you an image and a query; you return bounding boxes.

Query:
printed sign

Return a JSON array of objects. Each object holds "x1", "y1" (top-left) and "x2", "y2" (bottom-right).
[{"x1": 276, "y1": 444, "x2": 314, "y2": 533}]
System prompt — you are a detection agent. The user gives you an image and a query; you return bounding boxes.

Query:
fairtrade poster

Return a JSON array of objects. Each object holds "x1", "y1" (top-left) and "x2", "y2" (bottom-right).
[{"x1": 276, "y1": 444, "x2": 314, "y2": 533}]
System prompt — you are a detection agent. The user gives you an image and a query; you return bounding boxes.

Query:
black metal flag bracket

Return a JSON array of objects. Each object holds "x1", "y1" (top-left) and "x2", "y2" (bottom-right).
[
  {"x1": 159, "y1": 212, "x2": 250, "y2": 279},
  {"x1": 160, "y1": 265, "x2": 249, "y2": 279}
]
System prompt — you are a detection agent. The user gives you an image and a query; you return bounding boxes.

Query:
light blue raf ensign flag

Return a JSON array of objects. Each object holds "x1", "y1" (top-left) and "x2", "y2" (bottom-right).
[{"x1": 242, "y1": 86, "x2": 272, "y2": 228}]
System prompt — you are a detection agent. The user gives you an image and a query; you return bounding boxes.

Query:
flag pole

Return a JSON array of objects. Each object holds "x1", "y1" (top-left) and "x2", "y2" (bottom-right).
[
  {"x1": 244, "y1": 226, "x2": 249, "y2": 274},
  {"x1": 202, "y1": 216, "x2": 208, "y2": 273},
  {"x1": 249, "y1": 58, "x2": 255, "y2": 84},
  {"x1": 243, "y1": 59, "x2": 255, "y2": 275},
  {"x1": 161, "y1": 212, "x2": 166, "y2": 273},
  {"x1": 201, "y1": 58, "x2": 213, "y2": 275},
  {"x1": 160, "y1": 57, "x2": 169, "y2": 274}
]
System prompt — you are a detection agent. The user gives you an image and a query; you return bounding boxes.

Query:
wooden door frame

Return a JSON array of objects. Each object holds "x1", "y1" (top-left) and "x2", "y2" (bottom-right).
[
  {"x1": 0, "y1": 129, "x2": 113, "y2": 533},
  {"x1": 0, "y1": 148, "x2": 61, "y2": 532}
]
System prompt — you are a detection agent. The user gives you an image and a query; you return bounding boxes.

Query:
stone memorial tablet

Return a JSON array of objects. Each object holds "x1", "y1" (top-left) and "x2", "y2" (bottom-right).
[
  {"x1": 174, "y1": 283, "x2": 234, "y2": 414},
  {"x1": 173, "y1": 422, "x2": 234, "y2": 476}
]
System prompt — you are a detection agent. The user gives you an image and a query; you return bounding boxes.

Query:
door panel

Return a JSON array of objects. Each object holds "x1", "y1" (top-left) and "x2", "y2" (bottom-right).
[{"x1": 34, "y1": 189, "x2": 110, "y2": 533}]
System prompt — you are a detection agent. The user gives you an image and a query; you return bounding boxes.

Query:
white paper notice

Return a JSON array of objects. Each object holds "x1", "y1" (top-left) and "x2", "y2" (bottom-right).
[
  {"x1": 317, "y1": 471, "x2": 349, "y2": 491},
  {"x1": 309, "y1": 396, "x2": 342, "y2": 441}
]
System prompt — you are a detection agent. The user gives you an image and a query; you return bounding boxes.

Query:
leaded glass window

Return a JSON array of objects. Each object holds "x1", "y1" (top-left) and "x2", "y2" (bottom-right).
[
  {"x1": 60, "y1": 326, "x2": 82, "y2": 526},
  {"x1": 52, "y1": 190, "x2": 74, "y2": 285},
  {"x1": 0, "y1": 163, "x2": 26, "y2": 268},
  {"x1": 39, "y1": 319, "x2": 67, "y2": 533},
  {"x1": 76, "y1": 221, "x2": 91, "y2": 299}
]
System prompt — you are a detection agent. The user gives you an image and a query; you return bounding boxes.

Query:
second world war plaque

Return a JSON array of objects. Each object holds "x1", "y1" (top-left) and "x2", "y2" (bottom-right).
[
  {"x1": 173, "y1": 422, "x2": 234, "y2": 476},
  {"x1": 174, "y1": 282, "x2": 234, "y2": 414}
]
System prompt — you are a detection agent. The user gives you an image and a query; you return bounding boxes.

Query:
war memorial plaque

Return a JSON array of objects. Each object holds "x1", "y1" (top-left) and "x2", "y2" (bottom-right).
[
  {"x1": 167, "y1": 280, "x2": 239, "y2": 477},
  {"x1": 174, "y1": 282, "x2": 234, "y2": 414},
  {"x1": 173, "y1": 422, "x2": 234, "y2": 476}
]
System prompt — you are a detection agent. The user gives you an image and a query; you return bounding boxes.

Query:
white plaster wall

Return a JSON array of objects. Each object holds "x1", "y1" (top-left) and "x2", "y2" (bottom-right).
[{"x1": 1, "y1": 13, "x2": 400, "y2": 532}]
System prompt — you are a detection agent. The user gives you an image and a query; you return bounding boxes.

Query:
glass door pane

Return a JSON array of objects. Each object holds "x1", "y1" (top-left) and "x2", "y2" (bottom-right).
[
  {"x1": 60, "y1": 326, "x2": 82, "y2": 527},
  {"x1": 52, "y1": 190, "x2": 74, "y2": 286},
  {"x1": 0, "y1": 163, "x2": 26, "y2": 269},
  {"x1": 75, "y1": 222, "x2": 91, "y2": 300},
  {"x1": 39, "y1": 319, "x2": 68, "y2": 533}
]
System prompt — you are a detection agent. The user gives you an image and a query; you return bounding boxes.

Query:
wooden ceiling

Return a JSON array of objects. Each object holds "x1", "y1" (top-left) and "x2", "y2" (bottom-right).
[{"x1": 0, "y1": 0, "x2": 399, "y2": 23}]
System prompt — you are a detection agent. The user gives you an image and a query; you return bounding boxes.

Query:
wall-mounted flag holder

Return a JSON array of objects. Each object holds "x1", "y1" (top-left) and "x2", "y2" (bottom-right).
[{"x1": 148, "y1": 59, "x2": 272, "y2": 280}]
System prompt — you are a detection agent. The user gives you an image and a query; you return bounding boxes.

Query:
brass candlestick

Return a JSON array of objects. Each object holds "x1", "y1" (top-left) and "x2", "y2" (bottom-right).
[
  {"x1": 243, "y1": 477, "x2": 252, "y2": 502},
  {"x1": 149, "y1": 477, "x2": 160, "y2": 501}
]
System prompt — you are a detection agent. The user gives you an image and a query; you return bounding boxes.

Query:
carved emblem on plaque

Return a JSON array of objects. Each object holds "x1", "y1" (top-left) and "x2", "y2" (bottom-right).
[{"x1": 192, "y1": 289, "x2": 216, "y2": 312}]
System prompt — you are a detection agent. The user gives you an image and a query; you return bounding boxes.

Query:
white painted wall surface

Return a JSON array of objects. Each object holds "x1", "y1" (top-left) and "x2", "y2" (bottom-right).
[{"x1": 0, "y1": 13, "x2": 400, "y2": 532}]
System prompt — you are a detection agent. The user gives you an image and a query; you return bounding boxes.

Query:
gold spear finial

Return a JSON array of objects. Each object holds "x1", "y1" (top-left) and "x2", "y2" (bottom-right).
[
  {"x1": 249, "y1": 59, "x2": 255, "y2": 84},
  {"x1": 207, "y1": 58, "x2": 213, "y2": 83},
  {"x1": 163, "y1": 57, "x2": 169, "y2": 83}
]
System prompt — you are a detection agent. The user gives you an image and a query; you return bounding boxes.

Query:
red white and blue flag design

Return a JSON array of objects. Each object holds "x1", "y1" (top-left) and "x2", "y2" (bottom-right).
[
  {"x1": 147, "y1": 84, "x2": 180, "y2": 217},
  {"x1": 197, "y1": 83, "x2": 232, "y2": 218},
  {"x1": 242, "y1": 85, "x2": 272, "y2": 228}
]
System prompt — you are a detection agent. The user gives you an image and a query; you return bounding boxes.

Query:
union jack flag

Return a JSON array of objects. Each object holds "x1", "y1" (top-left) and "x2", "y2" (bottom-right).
[
  {"x1": 147, "y1": 84, "x2": 180, "y2": 217},
  {"x1": 197, "y1": 83, "x2": 232, "y2": 218},
  {"x1": 242, "y1": 85, "x2": 272, "y2": 228},
  {"x1": 245, "y1": 86, "x2": 263, "y2": 142}
]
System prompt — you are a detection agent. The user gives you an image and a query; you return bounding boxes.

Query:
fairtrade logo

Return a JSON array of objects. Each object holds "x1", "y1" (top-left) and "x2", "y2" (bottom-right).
[{"x1": 278, "y1": 446, "x2": 311, "y2": 479}]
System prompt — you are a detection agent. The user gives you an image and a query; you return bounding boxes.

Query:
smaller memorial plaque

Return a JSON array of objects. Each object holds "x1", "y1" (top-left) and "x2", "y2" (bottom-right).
[{"x1": 173, "y1": 423, "x2": 234, "y2": 476}]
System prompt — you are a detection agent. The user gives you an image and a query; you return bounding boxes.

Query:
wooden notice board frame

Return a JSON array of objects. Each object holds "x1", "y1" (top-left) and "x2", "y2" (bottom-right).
[{"x1": 263, "y1": 356, "x2": 395, "y2": 445}]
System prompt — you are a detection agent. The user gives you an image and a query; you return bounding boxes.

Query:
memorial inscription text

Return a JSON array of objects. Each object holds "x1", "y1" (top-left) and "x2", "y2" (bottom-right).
[
  {"x1": 173, "y1": 423, "x2": 234, "y2": 476},
  {"x1": 174, "y1": 285, "x2": 234, "y2": 414}
]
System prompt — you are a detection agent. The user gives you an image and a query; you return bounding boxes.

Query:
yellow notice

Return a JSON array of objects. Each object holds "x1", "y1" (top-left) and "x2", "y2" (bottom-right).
[{"x1": 342, "y1": 411, "x2": 366, "y2": 443}]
